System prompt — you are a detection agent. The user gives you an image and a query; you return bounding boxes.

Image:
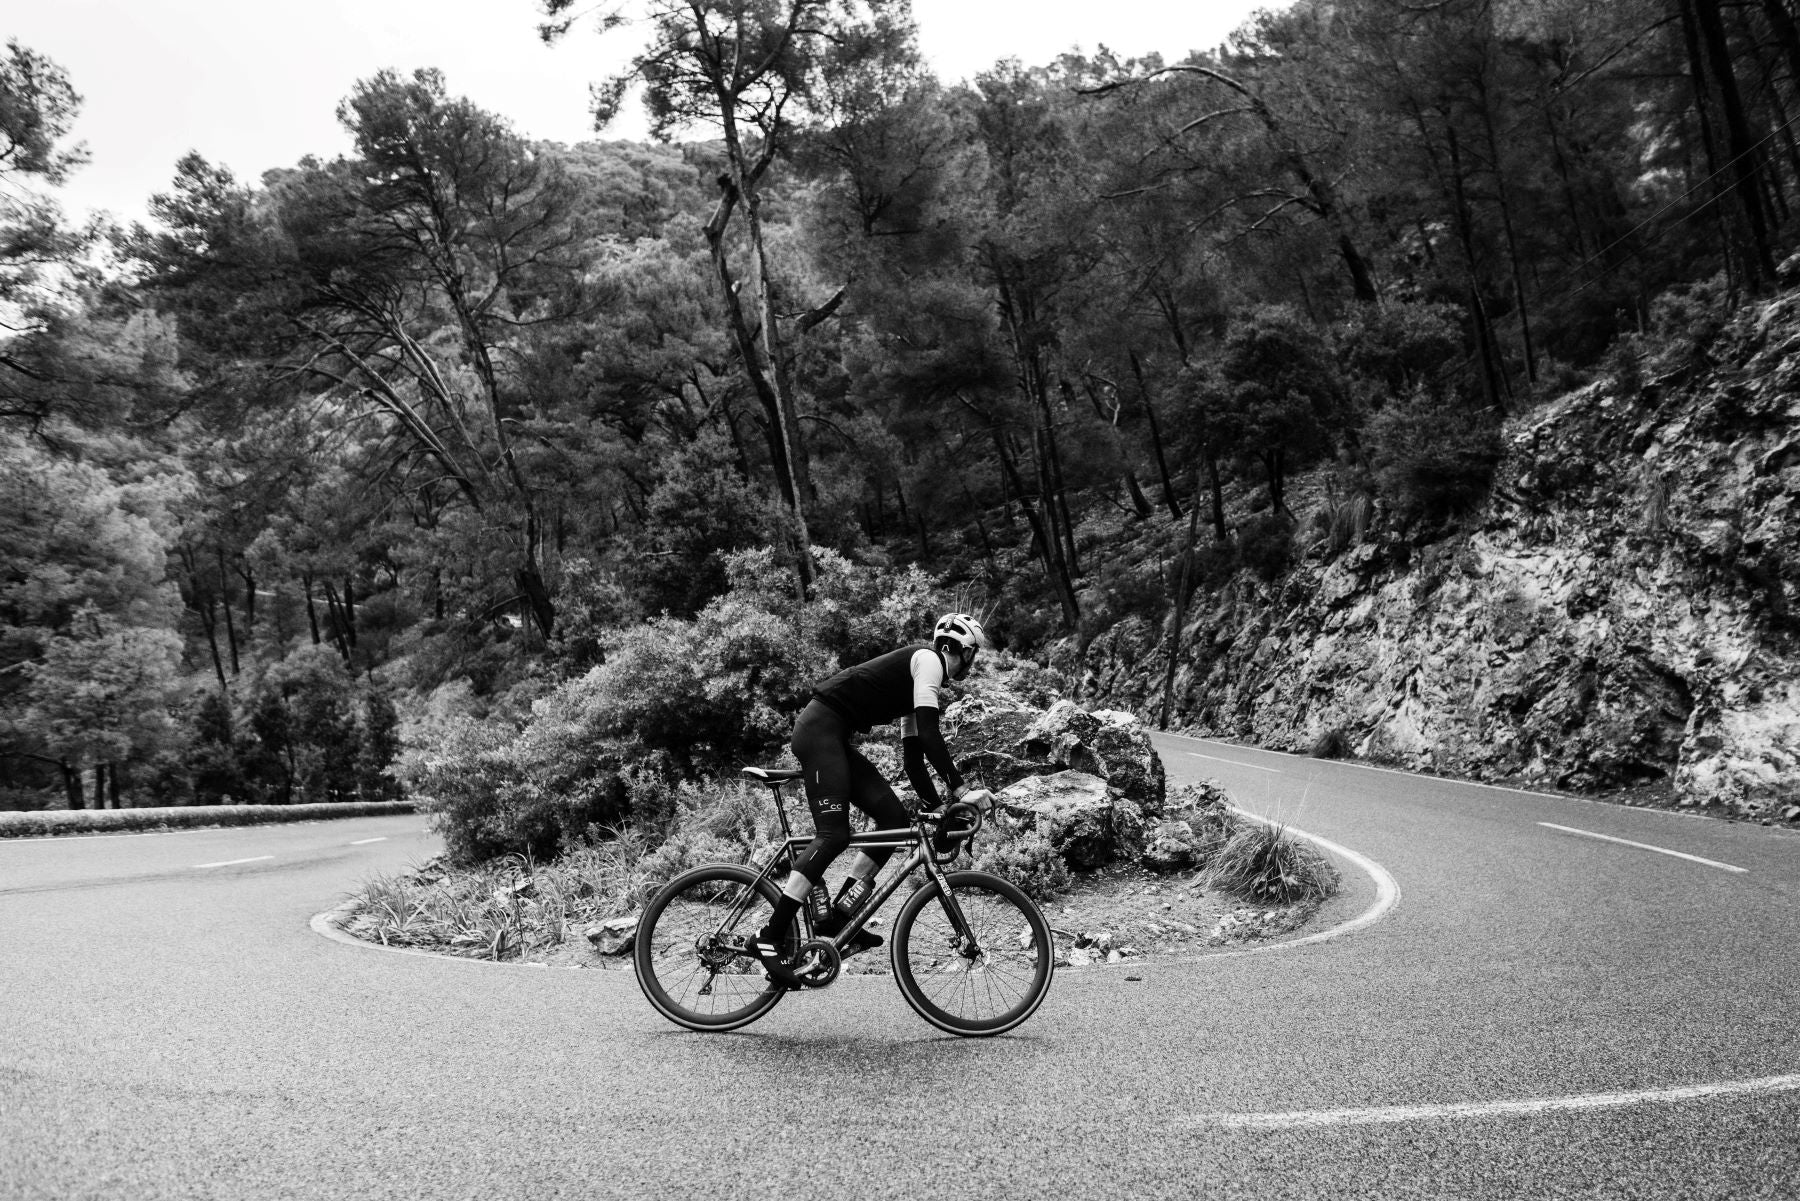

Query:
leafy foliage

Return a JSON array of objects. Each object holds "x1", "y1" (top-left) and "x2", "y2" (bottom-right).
[
  {"x1": 1365, "y1": 393, "x2": 1506, "y2": 522},
  {"x1": 1204, "y1": 821, "x2": 1339, "y2": 904},
  {"x1": 972, "y1": 823, "x2": 1071, "y2": 901}
]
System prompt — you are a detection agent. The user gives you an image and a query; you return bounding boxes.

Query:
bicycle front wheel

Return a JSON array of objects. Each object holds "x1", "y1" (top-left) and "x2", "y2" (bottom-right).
[
  {"x1": 890, "y1": 870, "x2": 1054, "y2": 1037},
  {"x1": 634, "y1": 862, "x2": 790, "y2": 1033}
]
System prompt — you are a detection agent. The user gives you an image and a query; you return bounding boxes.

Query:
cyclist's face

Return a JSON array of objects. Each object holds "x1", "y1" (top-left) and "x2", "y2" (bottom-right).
[{"x1": 955, "y1": 646, "x2": 978, "y2": 679}]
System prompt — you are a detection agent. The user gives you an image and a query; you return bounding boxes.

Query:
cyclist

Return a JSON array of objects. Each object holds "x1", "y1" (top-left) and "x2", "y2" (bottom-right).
[{"x1": 751, "y1": 612, "x2": 995, "y2": 987}]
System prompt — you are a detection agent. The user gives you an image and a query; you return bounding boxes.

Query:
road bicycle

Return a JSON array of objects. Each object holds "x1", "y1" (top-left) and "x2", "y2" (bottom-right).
[{"x1": 633, "y1": 765, "x2": 1055, "y2": 1037}]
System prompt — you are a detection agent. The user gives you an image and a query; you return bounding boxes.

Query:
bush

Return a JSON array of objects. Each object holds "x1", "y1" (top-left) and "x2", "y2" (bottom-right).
[
  {"x1": 1204, "y1": 821, "x2": 1339, "y2": 904},
  {"x1": 413, "y1": 548, "x2": 954, "y2": 864},
  {"x1": 400, "y1": 712, "x2": 633, "y2": 865},
  {"x1": 0, "y1": 800, "x2": 416, "y2": 838},
  {"x1": 1337, "y1": 300, "x2": 1464, "y2": 398},
  {"x1": 1310, "y1": 728, "x2": 1351, "y2": 759},
  {"x1": 1365, "y1": 392, "x2": 1504, "y2": 522},
  {"x1": 1648, "y1": 274, "x2": 1729, "y2": 358},
  {"x1": 973, "y1": 823, "x2": 1071, "y2": 901},
  {"x1": 1236, "y1": 513, "x2": 1297, "y2": 582}
]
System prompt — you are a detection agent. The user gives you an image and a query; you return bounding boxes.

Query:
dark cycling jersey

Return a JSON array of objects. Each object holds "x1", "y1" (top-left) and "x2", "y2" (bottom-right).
[{"x1": 810, "y1": 644, "x2": 952, "y2": 732}]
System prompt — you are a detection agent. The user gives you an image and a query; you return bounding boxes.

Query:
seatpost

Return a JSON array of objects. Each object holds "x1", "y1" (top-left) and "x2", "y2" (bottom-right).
[{"x1": 771, "y1": 783, "x2": 794, "y2": 841}]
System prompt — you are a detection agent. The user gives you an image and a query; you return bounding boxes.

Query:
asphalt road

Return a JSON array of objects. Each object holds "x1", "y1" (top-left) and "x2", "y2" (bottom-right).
[{"x1": 3, "y1": 737, "x2": 1798, "y2": 1200}]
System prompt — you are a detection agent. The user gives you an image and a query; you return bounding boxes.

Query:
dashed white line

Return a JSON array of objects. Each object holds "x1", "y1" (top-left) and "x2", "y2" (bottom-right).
[
  {"x1": 1213, "y1": 1074, "x2": 1800, "y2": 1129},
  {"x1": 1538, "y1": 822, "x2": 1748, "y2": 874},
  {"x1": 193, "y1": 855, "x2": 274, "y2": 869},
  {"x1": 1187, "y1": 752, "x2": 1283, "y2": 773},
  {"x1": 350, "y1": 837, "x2": 388, "y2": 845}
]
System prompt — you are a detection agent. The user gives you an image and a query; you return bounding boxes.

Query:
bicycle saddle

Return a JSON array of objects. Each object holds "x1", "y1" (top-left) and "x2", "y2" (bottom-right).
[{"x1": 741, "y1": 766, "x2": 804, "y2": 784}]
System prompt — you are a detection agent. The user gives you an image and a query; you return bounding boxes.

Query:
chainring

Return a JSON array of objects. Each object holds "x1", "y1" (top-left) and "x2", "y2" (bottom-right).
[{"x1": 793, "y1": 938, "x2": 842, "y2": 988}]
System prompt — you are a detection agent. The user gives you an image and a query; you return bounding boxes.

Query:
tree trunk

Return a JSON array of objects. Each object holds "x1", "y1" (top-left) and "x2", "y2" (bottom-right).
[
  {"x1": 1129, "y1": 352, "x2": 1184, "y2": 520},
  {"x1": 1692, "y1": 0, "x2": 1776, "y2": 287},
  {"x1": 1692, "y1": 0, "x2": 1778, "y2": 286},
  {"x1": 236, "y1": 561, "x2": 256, "y2": 641},
  {"x1": 702, "y1": 159, "x2": 815, "y2": 594},
  {"x1": 1476, "y1": 84, "x2": 1538, "y2": 384},
  {"x1": 994, "y1": 427, "x2": 1080, "y2": 627},
  {"x1": 342, "y1": 577, "x2": 359, "y2": 650},
  {"x1": 1206, "y1": 451, "x2": 1228, "y2": 542},
  {"x1": 217, "y1": 549, "x2": 240, "y2": 676},
  {"x1": 1048, "y1": 380, "x2": 1081, "y2": 578},
  {"x1": 198, "y1": 595, "x2": 227, "y2": 690},
  {"x1": 63, "y1": 761, "x2": 83, "y2": 810},
  {"x1": 304, "y1": 573, "x2": 322, "y2": 646},
  {"x1": 1160, "y1": 467, "x2": 1206, "y2": 729},
  {"x1": 322, "y1": 582, "x2": 352, "y2": 663},
  {"x1": 1445, "y1": 121, "x2": 1511, "y2": 412},
  {"x1": 1124, "y1": 470, "x2": 1154, "y2": 520}
]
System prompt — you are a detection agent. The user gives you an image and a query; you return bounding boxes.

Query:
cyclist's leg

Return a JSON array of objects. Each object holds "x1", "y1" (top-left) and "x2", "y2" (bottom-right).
[
  {"x1": 766, "y1": 702, "x2": 855, "y2": 942},
  {"x1": 809, "y1": 750, "x2": 910, "y2": 954}
]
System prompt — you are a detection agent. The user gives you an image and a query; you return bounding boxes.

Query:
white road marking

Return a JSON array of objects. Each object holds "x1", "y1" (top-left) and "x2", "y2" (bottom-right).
[
  {"x1": 1214, "y1": 1074, "x2": 1800, "y2": 1129},
  {"x1": 194, "y1": 855, "x2": 274, "y2": 869},
  {"x1": 350, "y1": 837, "x2": 387, "y2": 845},
  {"x1": 1538, "y1": 822, "x2": 1748, "y2": 874},
  {"x1": 1210, "y1": 809, "x2": 1401, "y2": 955},
  {"x1": 1187, "y1": 752, "x2": 1283, "y2": 773}
]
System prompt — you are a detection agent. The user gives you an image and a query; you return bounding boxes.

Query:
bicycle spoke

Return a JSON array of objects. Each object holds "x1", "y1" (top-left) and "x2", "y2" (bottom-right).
[
  {"x1": 636, "y1": 865, "x2": 786, "y2": 1031},
  {"x1": 894, "y1": 872, "x2": 1052, "y2": 1036}
]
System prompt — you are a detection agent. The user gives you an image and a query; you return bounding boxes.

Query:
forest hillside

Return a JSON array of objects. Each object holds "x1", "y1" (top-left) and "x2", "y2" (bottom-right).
[
  {"x1": 3, "y1": 0, "x2": 1796, "y2": 833},
  {"x1": 1071, "y1": 280, "x2": 1800, "y2": 820}
]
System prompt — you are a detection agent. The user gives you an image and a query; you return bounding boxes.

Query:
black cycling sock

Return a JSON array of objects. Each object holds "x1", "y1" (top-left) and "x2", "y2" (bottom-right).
[{"x1": 767, "y1": 894, "x2": 801, "y2": 936}]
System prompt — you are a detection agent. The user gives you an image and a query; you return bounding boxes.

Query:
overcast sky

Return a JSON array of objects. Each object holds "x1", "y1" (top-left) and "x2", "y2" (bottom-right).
[{"x1": 10, "y1": 1, "x2": 1266, "y2": 226}]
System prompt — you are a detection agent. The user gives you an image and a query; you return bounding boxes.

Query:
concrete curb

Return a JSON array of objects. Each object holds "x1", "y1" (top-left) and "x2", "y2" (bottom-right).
[{"x1": 308, "y1": 815, "x2": 1400, "y2": 980}]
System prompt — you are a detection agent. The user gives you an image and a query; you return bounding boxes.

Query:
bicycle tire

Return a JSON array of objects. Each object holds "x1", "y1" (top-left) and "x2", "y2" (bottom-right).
[
  {"x1": 634, "y1": 862, "x2": 791, "y2": 1033},
  {"x1": 890, "y1": 869, "x2": 1054, "y2": 1037}
]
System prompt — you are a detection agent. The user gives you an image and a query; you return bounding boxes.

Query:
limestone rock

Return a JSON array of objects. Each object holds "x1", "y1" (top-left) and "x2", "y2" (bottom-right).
[
  {"x1": 585, "y1": 914, "x2": 636, "y2": 956},
  {"x1": 944, "y1": 682, "x2": 1166, "y2": 817},
  {"x1": 1018, "y1": 700, "x2": 1166, "y2": 814},
  {"x1": 1142, "y1": 820, "x2": 1205, "y2": 873},
  {"x1": 997, "y1": 770, "x2": 1135, "y2": 869}
]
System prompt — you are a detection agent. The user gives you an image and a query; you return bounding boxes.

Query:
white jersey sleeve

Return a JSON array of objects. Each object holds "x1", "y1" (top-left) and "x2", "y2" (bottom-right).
[{"x1": 898, "y1": 648, "x2": 948, "y2": 737}]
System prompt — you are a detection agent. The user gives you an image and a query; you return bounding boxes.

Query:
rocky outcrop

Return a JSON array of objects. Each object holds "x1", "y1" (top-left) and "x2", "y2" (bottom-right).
[
  {"x1": 997, "y1": 769, "x2": 1144, "y2": 869},
  {"x1": 944, "y1": 683, "x2": 1165, "y2": 815},
  {"x1": 1070, "y1": 290, "x2": 1800, "y2": 821}
]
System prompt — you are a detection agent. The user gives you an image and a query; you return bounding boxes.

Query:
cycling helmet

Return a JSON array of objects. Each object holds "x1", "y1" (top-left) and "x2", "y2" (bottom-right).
[{"x1": 933, "y1": 612, "x2": 988, "y2": 657}]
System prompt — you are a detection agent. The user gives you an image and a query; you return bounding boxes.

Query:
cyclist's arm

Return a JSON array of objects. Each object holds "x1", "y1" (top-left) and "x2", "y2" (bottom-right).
[{"x1": 900, "y1": 649, "x2": 965, "y2": 806}]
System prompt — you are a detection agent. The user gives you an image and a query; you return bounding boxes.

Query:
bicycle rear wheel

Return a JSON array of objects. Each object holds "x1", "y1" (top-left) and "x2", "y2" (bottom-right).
[
  {"x1": 634, "y1": 863, "x2": 790, "y2": 1032},
  {"x1": 890, "y1": 869, "x2": 1054, "y2": 1037}
]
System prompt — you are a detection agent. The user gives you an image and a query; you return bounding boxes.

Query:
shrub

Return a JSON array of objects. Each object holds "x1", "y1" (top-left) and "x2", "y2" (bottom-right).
[
  {"x1": 1204, "y1": 821, "x2": 1339, "y2": 904},
  {"x1": 1601, "y1": 334, "x2": 1645, "y2": 400},
  {"x1": 1236, "y1": 513, "x2": 1297, "y2": 582},
  {"x1": 1364, "y1": 391, "x2": 1504, "y2": 522},
  {"x1": 0, "y1": 800, "x2": 415, "y2": 838},
  {"x1": 1310, "y1": 728, "x2": 1351, "y2": 759},
  {"x1": 1648, "y1": 274, "x2": 1729, "y2": 358},
  {"x1": 400, "y1": 713, "x2": 631, "y2": 865},
  {"x1": 973, "y1": 822, "x2": 1071, "y2": 901},
  {"x1": 412, "y1": 549, "x2": 954, "y2": 863},
  {"x1": 1337, "y1": 300, "x2": 1464, "y2": 398}
]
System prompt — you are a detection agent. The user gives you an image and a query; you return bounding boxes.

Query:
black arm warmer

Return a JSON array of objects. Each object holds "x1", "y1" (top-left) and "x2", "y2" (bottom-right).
[
  {"x1": 902, "y1": 737, "x2": 938, "y2": 809},
  {"x1": 908, "y1": 707, "x2": 964, "y2": 802}
]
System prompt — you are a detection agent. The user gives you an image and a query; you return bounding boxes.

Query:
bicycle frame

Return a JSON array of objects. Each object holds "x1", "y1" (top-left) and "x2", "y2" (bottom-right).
[{"x1": 716, "y1": 779, "x2": 976, "y2": 960}]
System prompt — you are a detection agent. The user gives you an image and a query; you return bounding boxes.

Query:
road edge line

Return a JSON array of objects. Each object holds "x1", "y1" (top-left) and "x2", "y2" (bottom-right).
[{"x1": 1214, "y1": 807, "x2": 1401, "y2": 956}]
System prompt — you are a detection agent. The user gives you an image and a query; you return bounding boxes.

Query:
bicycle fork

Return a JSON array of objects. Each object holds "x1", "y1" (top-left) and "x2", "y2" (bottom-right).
[{"x1": 919, "y1": 850, "x2": 982, "y2": 961}]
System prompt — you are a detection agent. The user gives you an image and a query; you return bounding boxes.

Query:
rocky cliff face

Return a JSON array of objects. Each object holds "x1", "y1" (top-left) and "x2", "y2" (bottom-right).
[{"x1": 1071, "y1": 290, "x2": 1800, "y2": 821}]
